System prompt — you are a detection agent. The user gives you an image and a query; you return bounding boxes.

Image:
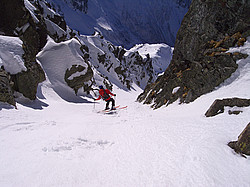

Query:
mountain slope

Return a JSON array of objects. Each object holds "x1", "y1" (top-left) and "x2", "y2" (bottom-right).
[
  {"x1": 0, "y1": 38, "x2": 249, "y2": 186},
  {"x1": 0, "y1": 0, "x2": 173, "y2": 106},
  {"x1": 46, "y1": 0, "x2": 191, "y2": 48},
  {"x1": 0, "y1": 0, "x2": 249, "y2": 186}
]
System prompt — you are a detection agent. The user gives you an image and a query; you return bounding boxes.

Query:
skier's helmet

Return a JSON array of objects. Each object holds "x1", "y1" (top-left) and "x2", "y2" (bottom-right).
[{"x1": 99, "y1": 85, "x2": 103, "y2": 89}]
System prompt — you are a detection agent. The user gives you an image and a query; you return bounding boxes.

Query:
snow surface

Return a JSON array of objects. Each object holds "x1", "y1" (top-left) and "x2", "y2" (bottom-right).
[
  {"x1": 0, "y1": 35, "x2": 27, "y2": 74},
  {"x1": 0, "y1": 39, "x2": 250, "y2": 187}
]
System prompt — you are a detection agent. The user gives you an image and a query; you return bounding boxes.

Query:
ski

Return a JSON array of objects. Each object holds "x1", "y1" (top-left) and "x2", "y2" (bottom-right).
[
  {"x1": 97, "y1": 105, "x2": 120, "y2": 114},
  {"x1": 104, "y1": 105, "x2": 128, "y2": 114},
  {"x1": 97, "y1": 105, "x2": 127, "y2": 114},
  {"x1": 116, "y1": 106, "x2": 128, "y2": 110}
]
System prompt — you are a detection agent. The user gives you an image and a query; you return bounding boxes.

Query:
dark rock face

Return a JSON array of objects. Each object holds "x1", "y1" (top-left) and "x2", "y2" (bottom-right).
[
  {"x1": 228, "y1": 123, "x2": 250, "y2": 156},
  {"x1": 138, "y1": 0, "x2": 250, "y2": 109},
  {"x1": 12, "y1": 63, "x2": 46, "y2": 100},
  {"x1": 205, "y1": 98, "x2": 250, "y2": 117},
  {"x1": 0, "y1": 68, "x2": 16, "y2": 107},
  {"x1": 0, "y1": 0, "x2": 26, "y2": 35}
]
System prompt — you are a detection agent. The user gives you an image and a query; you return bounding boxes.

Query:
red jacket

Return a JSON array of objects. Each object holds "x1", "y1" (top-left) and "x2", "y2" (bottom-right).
[{"x1": 96, "y1": 89, "x2": 114, "y2": 101}]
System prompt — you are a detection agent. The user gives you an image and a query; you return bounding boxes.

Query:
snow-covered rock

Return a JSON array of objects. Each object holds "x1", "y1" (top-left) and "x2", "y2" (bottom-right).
[
  {"x1": 128, "y1": 43, "x2": 173, "y2": 74},
  {"x1": 37, "y1": 37, "x2": 94, "y2": 101},
  {"x1": 0, "y1": 36, "x2": 26, "y2": 74}
]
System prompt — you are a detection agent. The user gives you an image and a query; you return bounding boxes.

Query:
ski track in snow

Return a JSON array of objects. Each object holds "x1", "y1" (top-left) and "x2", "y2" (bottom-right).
[{"x1": 1, "y1": 40, "x2": 250, "y2": 187}]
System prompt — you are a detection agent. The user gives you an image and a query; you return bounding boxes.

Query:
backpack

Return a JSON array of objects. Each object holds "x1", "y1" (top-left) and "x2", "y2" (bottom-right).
[{"x1": 101, "y1": 89, "x2": 110, "y2": 100}]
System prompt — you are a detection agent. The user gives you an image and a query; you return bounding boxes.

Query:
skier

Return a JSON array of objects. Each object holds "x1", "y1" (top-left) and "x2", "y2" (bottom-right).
[{"x1": 94, "y1": 85, "x2": 116, "y2": 110}]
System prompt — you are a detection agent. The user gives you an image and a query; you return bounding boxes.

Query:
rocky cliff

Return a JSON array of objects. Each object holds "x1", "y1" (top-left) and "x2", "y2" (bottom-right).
[
  {"x1": 138, "y1": 0, "x2": 250, "y2": 109},
  {"x1": 0, "y1": 0, "x2": 47, "y2": 106}
]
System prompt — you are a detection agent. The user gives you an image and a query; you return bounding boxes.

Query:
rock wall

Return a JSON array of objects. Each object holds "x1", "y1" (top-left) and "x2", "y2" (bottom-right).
[
  {"x1": 0, "y1": 68, "x2": 16, "y2": 107},
  {"x1": 138, "y1": 0, "x2": 250, "y2": 109}
]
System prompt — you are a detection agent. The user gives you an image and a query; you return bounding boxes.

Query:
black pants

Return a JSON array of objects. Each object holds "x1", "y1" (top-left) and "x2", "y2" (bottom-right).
[{"x1": 105, "y1": 98, "x2": 115, "y2": 109}]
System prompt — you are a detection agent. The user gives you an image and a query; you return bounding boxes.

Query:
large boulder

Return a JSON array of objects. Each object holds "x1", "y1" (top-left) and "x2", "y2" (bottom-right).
[
  {"x1": 138, "y1": 0, "x2": 250, "y2": 109},
  {"x1": 228, "y1": 123, "x2": 250, "y2": 156},
  {"x1": 205, "y1": 98, "x2": 250, "y2": 117},
  {"x1": 12, "y1": 63, "x2": 46, "y2": 100}
]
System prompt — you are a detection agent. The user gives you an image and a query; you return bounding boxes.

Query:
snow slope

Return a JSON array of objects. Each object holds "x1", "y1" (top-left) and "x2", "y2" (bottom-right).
[
  {"x1": 0, "y1": 39, "x2": 249, "y2": 186},
  {"x1": 46, "y1": 0, "x2": 190, "y2": 48}
]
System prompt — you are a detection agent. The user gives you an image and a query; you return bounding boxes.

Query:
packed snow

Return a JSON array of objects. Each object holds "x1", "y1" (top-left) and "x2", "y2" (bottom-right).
[{"x1": 1, "y1": 38, "x2": 250, "y2": 187}]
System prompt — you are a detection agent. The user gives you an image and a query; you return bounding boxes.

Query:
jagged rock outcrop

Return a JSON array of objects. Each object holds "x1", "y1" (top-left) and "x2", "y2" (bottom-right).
[
  {"x1": 12, "y1": 63, "x2": 46, "y2": 100},
  {"x1": 0, "y1": 0, "x2": 47, "y2": 105},
  {"x1": 138, "y1": 0, "x2": 250, "y2": 109},
  {"x1": 65, "y1": 63, "x2": 94, "y2": 95},
  {"x1": 110, "y1": 45, "x2": 154, "y2": 89},
  {"x1": 75, "y1": 32, "x2": 157, "y2": 92},
  {"x1": 0, "y1": 68, "x2": 16, "y2": 107},
  {"x1": 205, "y1": 98, "x2": 250, "y2": 117},
  {"x1": 35, "y1": 0, "x2": 68, "y2": 42},
  {"x1": 228, "y1": 123, "x2": 250, "y2": 156},
  {"x1": 0, "y1": 0, "x2": 74, "y2": 106}
]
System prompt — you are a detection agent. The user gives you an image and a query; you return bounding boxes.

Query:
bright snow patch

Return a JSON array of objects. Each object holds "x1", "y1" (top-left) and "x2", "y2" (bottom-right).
[
  {"x1": 0, "y1": 35, "x2": 27, "y2": 74},
  {"x1": 24, "y1": 0, "x2": 39, "y2": 23},
  {"x1": 172, "y1": 86, "x2": 180, "y2": 94},
  {"x1": 97, "y1": 17, "x2": 113, "y2": 31}
]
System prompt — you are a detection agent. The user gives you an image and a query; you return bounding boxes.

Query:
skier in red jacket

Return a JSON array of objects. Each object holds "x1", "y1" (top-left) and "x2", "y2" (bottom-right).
[{"x1": 95, "y1": 85, "x2": 116, "y2": 110}]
